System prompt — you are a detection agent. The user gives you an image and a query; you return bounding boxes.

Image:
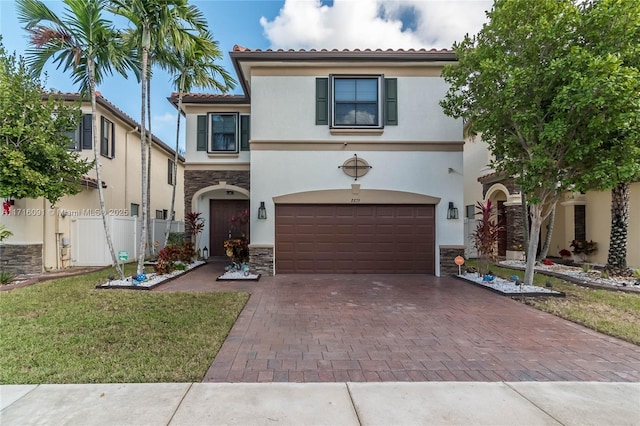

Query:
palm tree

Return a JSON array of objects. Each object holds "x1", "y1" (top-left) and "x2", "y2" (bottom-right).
[
  {"x1": 110, "y1": 0, "x2": 209, "y2": 275},
  {"x1": 162, "y1": 33, "x2": 236, "y2": 246},
  {"x1": 17, "y1": 0, "x2": 137, "y2": 280}
]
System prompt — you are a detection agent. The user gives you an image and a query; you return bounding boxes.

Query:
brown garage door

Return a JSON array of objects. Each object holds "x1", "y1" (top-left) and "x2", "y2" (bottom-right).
[{"x1": 275, "y1": 204, "x2": 435, "y2": 274}]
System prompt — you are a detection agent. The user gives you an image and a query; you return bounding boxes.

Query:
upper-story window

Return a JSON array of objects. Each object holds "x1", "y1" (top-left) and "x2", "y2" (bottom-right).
[
  {"x1": 64, "y1": 114, "x2": 93, "y2": 151},
  {"x1": 64, "y1": 126, "x2": 81, "y2": 151},
  {"x1": 316, "y1": 76, "x2": 397, "y2": 129},
  {"x1": 210, "y1": 113, "x2": 238, "y2": 152},
  {"x1": 332, "y1": 76, "x2": 382, "y2": 127},
  {"x1": 197, "y1": 113, "x2": 250, "y2": 154},
  {"x1": 167, "y1": 158, "x2": 175, "y2": 185},
  {"x1": 100, "y1": 117, "x2": 115, "y2": 159}
]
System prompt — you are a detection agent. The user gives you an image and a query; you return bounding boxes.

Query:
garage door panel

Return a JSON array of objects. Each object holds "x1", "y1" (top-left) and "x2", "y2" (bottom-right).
[{"x1": 276, "y1": 204, "x2": 435, "y2": 274}]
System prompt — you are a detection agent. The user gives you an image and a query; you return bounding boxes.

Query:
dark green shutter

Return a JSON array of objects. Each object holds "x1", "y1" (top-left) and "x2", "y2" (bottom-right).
[
  {"x1": 316, "y1": 78, "x2": 328, "y2": 125},
  {"x1": 385, "y1": 78, "x2": 398, "y2": 126},
  {"x1": 240, "y1": 115, "x2": 250, "y2": 151},
  {"x1": 81, "y1": 114, "x2": 92, "y2": 149},
  {"x1": 110, "y1": 120, "x2": 115, "y2": 158},
  {"x1": 197, "y1": 115, "x2": 207, "y2": 151},
  {"x1": 100, "y1": 117, "x2": 108, "y2": 156}
]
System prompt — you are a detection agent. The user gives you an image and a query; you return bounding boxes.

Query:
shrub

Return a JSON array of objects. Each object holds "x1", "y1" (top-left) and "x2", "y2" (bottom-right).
[
  {"x1": 559, "y1": 249, "x2": 572, "y2": 258},
  {"x1": 154, "y1": 245, "x2": 182, "y2": 275},
  {"x1": 571, "y1": 240, "x2": 598, "y2": 256},
  {"x1": 224, "y1": 238, "x2": 249, "y2": 264},
  {"x1": 179, "y1": 242, "x2": 196, "y2": 263},
  {"x1": 0, "y1": 270, "x2": 14, "y2": 285},
  {"x1": 167, "y1": 232, "x2": 184, "y2": 246}
]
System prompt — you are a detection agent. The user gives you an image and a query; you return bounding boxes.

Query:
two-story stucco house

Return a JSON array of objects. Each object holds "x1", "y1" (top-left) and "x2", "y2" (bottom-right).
[
  {"x1": 0, "y1": 93, "x2": 185, "y2": 274},
  {"x1": 172, "y1": 46, "x2": 465, "y2": 276}
]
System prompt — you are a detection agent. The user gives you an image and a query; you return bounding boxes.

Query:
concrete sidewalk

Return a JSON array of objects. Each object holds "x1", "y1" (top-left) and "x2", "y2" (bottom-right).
[{"x1": 2, "y1": 382, "x2": 639, "y2": 425}]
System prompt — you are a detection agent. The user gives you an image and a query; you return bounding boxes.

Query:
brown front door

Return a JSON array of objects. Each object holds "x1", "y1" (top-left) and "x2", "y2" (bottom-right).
[
  {"x1": 497, "y1": 201, "x2": 507, "y2": 257},
  {"x1": 275, "y1": 204, "x2": 435, "y2": 274},
  {"x1": 210, "y1": 199, "x2": 249, "y2": 257}
]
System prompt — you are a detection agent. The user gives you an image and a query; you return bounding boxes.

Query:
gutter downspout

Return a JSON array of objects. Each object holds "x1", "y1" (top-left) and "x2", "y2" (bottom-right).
[{"x1": 126, "y1": 126, "x2": 140, "y2": 210}]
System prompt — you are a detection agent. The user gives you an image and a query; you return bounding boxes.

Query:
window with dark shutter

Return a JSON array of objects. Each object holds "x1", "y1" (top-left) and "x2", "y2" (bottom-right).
[{"x1": 330, "y1": 75, "x2": 383, "y2": 128}]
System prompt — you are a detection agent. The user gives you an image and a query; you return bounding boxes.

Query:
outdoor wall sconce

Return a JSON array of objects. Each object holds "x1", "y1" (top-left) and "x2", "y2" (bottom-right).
[
  {"x1": 202, "y1": 246, "x2": 209, "y2": 260},
  {"x1": 447, "y1": 202, "x2": 459, "y2": 220},
  {"x1": 258, "y1": 201, "x2": 267, "y2": 220}
]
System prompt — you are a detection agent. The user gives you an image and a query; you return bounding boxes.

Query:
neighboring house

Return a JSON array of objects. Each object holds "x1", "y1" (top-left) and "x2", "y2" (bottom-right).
[
  {"x1": 0, "y1": 93, "x2": 185, "y2": 274},
  {"x1": 463, "y1": 136, "x2": 640, "y2": 267},
  {"x1": 171, "y1": 45, "x2": 465, "y2": 276}
]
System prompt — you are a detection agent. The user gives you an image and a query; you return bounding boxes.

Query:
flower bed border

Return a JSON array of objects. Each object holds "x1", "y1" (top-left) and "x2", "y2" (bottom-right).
[
  {"x1": 499, "y1": 261, "x2": 640, "y2": 294},
  {"x1": 454, "y1": 274, "x2": 565, "y2": 297},
  {"x1": 216, "y1": 273, "x2": 261, "y2": 282},
  {"x1": 95, "y1": 261, "x2": 207, "y2": 291}
]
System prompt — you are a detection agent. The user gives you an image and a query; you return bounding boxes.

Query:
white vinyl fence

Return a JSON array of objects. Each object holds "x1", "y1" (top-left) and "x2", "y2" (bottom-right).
[{"x1": 70, "y1": 216, "x2": 184, "y2": 266}]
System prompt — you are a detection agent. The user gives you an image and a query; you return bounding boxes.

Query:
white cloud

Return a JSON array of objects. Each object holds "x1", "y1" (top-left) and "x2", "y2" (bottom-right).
[{"x1": 261, "y1": 0, "x2": 492, "y2": 50}]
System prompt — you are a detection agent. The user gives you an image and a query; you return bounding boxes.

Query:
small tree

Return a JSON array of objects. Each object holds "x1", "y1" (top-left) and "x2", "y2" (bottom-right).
[
  {"x1": 0, "y1": 42, "x2": 93, "y2": 205},
  {"x1": 440, "y1": 0, "x2": 640, "y2": 285},
  {"x1": 471, "y1": 200, "x2": 501, "y2": 275}
]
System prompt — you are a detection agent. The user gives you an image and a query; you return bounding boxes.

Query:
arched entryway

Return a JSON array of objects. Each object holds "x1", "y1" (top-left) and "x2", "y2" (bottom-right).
[
  {"x1": 191, "y1": 183, "x2": 250, "y2": 257},
  {"x1": 483, "y1": 183, "x2": 524, "y2": 260}
]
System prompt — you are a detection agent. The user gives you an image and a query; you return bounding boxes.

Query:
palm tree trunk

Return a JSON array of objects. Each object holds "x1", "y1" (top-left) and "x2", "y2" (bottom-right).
[
  {"x1": 164, "y1": 85, "x2": 184, "y2": 247},
  {"x1": 607, "y1": 182, "x2": 629, "y2": 272},
  {"x1": 537, "y1": 204, "x2": 556, "y2": 261},
  {"x1": 89, "y1": 60, "x2": 124, "y2": 280},
  {"x1": 146, "y1": 77, "x2": 153, "y2": 258},
  {"x1": 136, "y1": 46, "x2": 149, "y2": 276}
]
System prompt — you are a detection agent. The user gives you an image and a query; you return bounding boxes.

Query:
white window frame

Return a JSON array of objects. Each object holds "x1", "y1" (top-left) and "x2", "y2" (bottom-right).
[{"x1": 100, "y1": 117, "x2": 115, "y2": 159}]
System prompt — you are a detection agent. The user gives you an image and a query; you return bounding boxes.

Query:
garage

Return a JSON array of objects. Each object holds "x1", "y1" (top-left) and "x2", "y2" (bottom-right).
[{"x1": 275, "y1": 204, "x2": 435, "y2": 274}]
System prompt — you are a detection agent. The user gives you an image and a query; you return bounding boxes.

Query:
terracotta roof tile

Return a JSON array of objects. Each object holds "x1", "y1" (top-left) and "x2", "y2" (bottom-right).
[{"x1": 232, "y1": 44, "x2": 453, "y2": 54}]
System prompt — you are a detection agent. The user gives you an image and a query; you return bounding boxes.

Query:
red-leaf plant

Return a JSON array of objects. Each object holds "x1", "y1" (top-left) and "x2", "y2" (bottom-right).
[
  {"x1": 471, "y1": 199, "x2": 502, "y2": 275},
  {"x1": 185, "y1": 211, "x2": 205, "y2": 249}
]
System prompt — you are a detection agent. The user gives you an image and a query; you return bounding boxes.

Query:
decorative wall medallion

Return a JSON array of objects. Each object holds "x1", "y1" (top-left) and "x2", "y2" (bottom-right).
[{"x1": 339, "y1": 154, "x2": 372, "y2": 181}]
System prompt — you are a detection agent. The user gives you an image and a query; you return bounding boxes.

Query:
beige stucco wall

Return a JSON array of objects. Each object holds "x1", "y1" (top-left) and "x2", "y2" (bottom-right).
[
  {"x1": 583, "y1": 183, "x2": 639, "y2": 268},
  {"x1": 0, "y1": 100, "x2": 185, "y2": 271}
]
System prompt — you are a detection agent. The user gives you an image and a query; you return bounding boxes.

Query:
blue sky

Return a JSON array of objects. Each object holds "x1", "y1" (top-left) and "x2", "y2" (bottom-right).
[{"x1": 0, "y1": 0, "x2": 491, "y2": 149}]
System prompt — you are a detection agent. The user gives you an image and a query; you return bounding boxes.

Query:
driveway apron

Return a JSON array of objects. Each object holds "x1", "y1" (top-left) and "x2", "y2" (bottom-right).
[{"x1": 159, "y1": 265, "x2": 640, "y2": 383}]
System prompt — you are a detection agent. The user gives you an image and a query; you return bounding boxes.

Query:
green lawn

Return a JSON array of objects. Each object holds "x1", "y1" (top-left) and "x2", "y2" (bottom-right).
[
  {"x1": 470, "y1": 260, "x2": 640, "y2": 345},
  {"x1": 0, "y1": 265, "x2": 249, "y2": 384}
]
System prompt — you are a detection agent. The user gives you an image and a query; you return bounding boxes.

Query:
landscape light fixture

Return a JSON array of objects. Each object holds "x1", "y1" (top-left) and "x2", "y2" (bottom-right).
[{"x1": 202, "y1": 246, "x2": 209, "y2": 260}]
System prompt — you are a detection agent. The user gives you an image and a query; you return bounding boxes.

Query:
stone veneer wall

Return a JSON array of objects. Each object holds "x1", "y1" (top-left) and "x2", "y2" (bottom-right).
[
  {"x1": 481, "y1": 178, "x2": 520, "y2": 198},
  {"x1": 0, "y1": 244, "x2": 43, "y2": 275},
  {"x1": 184, "y1": 170, "x2": 250, "y2": 215},
  {"x1": 505, "y1": 204, "x2": 525, "y2": 250},
  {"x1": 439, "y1": 245, "x2": 465, "y2": 276},
  {"x1": 249, "y1": 246, "x2": 274, "y2": 276}
]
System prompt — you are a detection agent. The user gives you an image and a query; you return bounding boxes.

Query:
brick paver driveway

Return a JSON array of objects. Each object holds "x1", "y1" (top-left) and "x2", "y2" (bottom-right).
[{"x1": 158, "y1": 262, "x2": 640, "y2": 383}]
